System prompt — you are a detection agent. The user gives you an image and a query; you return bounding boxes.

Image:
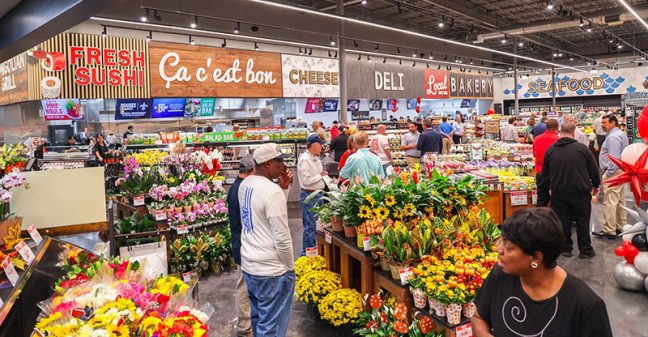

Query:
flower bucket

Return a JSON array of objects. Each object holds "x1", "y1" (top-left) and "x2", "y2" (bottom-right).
[
  {"x1": 210, "y1": 261, "x2": 222, "y2": 274},
  {"x1": 174, "y1": 206, "x2": 183, "y2": 214},
  {"x1": 388, "y1": 262, "x2": 405, "y2": 280},
  {"x1": 462, "y1": 301, "x2": 476, "y2": 318},
  {"x1": 183, "y1": 206, "x2": 192, "y2": 213},
  {"x1": 379, "y1": 255, "x2": 389, "y2": 271},
  {"x1": 343, "y1": 225, "x2": 356, "y2": 238},
  {"x1": 446, "y1": 303, "x2": 462, "y2": 325},
  {"x1": 330, "y1": 216, "x2": 344, "y2": 231},
  {"x1": 429, "y1": 297, "x2": 446, "y2": 317},
  {"x1": 357, "y1": 233, "x2": 366, "y2": 248},
  {"x1": 410, "y1": 287, "x2": 427, "y2": 309}
]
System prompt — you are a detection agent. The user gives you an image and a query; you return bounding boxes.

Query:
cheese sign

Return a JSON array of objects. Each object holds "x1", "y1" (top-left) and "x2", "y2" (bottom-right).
[
  {"x1": 27, "y1": 224, "x2": 43, "y2": 245},
  {"x1": 281, "y1": 55, "x2": 339, "y2": 97},
  {"x1": 15, "y1": 241, "x2": 35, "y2": 264},
  {"x1": 2, "y1": 257, "x2": 19, "y2": 287},
  {"x1": 510, "y1": 191, "x2": 528, "y2": 206}
]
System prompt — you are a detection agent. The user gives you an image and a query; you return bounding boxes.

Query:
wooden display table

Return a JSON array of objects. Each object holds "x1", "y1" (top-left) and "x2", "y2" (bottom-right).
[
  {"x1": 482, "y1": 188, "x2": 503, "y2": 225},
  {"x1": 115, "y1": 200, "x2": 149, "y2": 220},
  {"x1": 373, "y1": 268, "x2": 414, "y2": 322},
  {"x1": 417, "y1": 313, "x2": 473, "y2": 337},
  {"x1": 315, "y1": 229, "x2": 375, "y2": 296},
  {"x1": 503, "y1": 190, "x2": 537, "y2": 219}
]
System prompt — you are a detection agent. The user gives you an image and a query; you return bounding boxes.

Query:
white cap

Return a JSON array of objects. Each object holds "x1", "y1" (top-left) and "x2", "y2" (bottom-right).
[{"x1": 253, "y1": 143, "x2": 288, "y2": 164}]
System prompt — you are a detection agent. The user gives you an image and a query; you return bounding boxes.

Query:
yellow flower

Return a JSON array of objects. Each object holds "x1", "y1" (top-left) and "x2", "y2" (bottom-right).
[
  {"x1": 295, "y1": 255, "x2": 326, "y2": 279},
  {"x1": 403, "y1": 203, "x2": 416, "y2": 217},
  {"x1": 317, "y1": 289, "x2": 363, "y2": 326},
  {"x1": 358, "y1": 205, "x2": 372, "y2": 219},
  {"x1": 385, "y1": 194, "x2": 396, "y2": 207},
  {"x1": 364, "y1": 194, "x2": 376, "y2": 206},
  {"x1": 374, "y1": 206, "x2": 390, "y2": 220}
]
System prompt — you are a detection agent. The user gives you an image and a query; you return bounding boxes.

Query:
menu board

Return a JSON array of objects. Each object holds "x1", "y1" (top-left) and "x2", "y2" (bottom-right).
[
  {"x1": 184, "y1": 98, "x2": 216, "y2": 117},
  {"x1": 323, "y1": 99, "x2": 338, "y2": 112},
  {"x1": 151, "y1": 98, "x2": 186, "y2": 118},
  {"x1": 115, "y1": 98, "x2": 152, "y2": 120},
  {"x1": 41, "y1": 99, "x2": 83, "y2": 120}
]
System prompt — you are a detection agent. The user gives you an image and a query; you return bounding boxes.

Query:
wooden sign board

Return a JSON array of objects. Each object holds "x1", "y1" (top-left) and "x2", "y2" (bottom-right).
[
  {"x1": 149, "y1": 42, "x2": 282, "y2": 98},
  {"x1": 0, "y1": 53, "x2": 28, "y2": 105},
  {"x1": 485, "y1": 120, "x2": 501, "y2": 134}
]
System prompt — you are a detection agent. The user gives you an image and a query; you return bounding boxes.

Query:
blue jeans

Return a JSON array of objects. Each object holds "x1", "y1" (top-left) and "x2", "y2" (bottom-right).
[
  {"x1": 243, "y1": 271, "x2": 295, "y2": 337},
  {"x1": 300, "y1": 189, "x2": 321, "y2": 256}
]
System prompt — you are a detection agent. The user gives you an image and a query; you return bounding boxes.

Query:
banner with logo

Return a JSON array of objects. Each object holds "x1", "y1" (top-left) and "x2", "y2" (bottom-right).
[
  {"x1": 184, "y1": 98, "x2": 216, "y2": 117},
  {"x1": 28, "y1": 33, "x2": 149, "y2": 99},
  {"x1": 497, "y1": 68, "x2": 647, "y2": 100},
  {"x1": 151, "y1": 98, "x2": 186, "y2": 118},
  {"x1": 0, "y1": 53, "x2": 28, "y2": 106},
  {"x1": 281, "y1": 55, "x2": 339, "y2": 97},
  {"x1": 424, "y1": 69, "x2": 450, "y2": 99},
  {"x1": 115, "y1": 98, "x2": 152, "y2": 120},
  {"x1": 41, "y1": 99, "x2": 83, "y2": 120},
  {"x1": 149, "y1": 42, "x2": 282, "y2": 98}
]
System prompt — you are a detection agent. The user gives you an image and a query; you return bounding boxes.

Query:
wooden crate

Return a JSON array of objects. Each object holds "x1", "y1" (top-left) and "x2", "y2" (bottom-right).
[
  {"x1": 503, "y1": 190, "x2": 537, "y2": 219},
  {"x1": 482, "y1": 189, "x2": 503, "y2": 225}
]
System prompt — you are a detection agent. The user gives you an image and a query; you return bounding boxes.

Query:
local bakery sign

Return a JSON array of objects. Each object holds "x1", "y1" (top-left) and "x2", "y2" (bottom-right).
[
  {"x1": 425, "y1": 69, "x2": 493, "y2": 99},
  {"x1": 149, "y1": 42, "x2": 282, "y2": 97},
  {"x1": 281, "y1": 55, "x2": 339, "y2": 97},
  {"x1": 28, "y1": 33, "x2": 150, "y2": 99},
  {"x1": 0, "y1": 53, "x2": 28, "y2": 105}
]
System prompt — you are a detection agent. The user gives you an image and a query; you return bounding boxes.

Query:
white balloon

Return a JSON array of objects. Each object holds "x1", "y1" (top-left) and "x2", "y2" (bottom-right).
[
  {"x1": 624, "y1": 224, "x2": 633, "y2": 232},
  {"x1": 635, "y1": 252, "x2": 648, "y2": 274},
  {"x1": 621, "y1": 143, "x2": 648, "y2": 166},
  {"x1": 623, "y1": 234, "x2": 634, "y2": 242}
]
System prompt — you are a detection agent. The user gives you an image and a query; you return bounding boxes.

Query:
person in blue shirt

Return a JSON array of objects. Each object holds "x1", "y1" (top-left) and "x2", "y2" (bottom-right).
[
  {"x1": 339, "y1": 131, "x2": 385, "y2": 184},
  {"x1": 417, "y1": 118, "x2": 444, "y2": 158},
  {"x1": 227, "y1": 155, "x2": 256, "y2": 337},
  {"x1": 531, "y1": 116, "x2": 548, "y2": 139},
  {"x1": 439, "y1": 116, "x2": 454, "y2": 154}
]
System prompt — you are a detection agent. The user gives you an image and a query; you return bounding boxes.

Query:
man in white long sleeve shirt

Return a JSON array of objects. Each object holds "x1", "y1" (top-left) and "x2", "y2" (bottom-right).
[
  {"x1": 564, "y1": 115, "x2": 589, "y2": 146},
  {"x1": 298, "y1": 134, "x2": 327, "y2": 256},
  {"x1": 239, "y1": 143, "x2": 295, "y2": 337}
]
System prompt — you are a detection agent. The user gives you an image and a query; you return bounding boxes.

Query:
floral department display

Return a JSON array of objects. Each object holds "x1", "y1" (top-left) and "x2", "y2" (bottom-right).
[
  {"x1": 169, "y1": 227, "x2": 233, "y2": 274},
  {"x1": 0, "y1": 144, "x2": 27, "y2": 174},
  {"x1": 34, "y1": 250, "x2": 211, "y2": 337},
  {"x1": 0, "y1": 169, "x2": 27, "y2": 222}
]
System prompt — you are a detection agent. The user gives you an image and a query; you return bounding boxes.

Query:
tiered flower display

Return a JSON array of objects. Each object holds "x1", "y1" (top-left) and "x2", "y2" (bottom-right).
[
  {"x1": 35, "y1": 250, "x2": 210, "y2": 337},
  {"x1": 296, "y1": 270, "x2": 342, "y2": 305},
  {"x1": 169, "y1": 227, "x2": 233, "y2": 274},
  {"x1": 317, "y1": 288, "x2": 363, "y2": 327}
]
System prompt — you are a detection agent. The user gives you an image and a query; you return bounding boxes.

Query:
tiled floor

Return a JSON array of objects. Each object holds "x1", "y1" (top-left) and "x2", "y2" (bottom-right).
[{"x1": 59, "y1": 202, "x2": 648, "y2": 337}]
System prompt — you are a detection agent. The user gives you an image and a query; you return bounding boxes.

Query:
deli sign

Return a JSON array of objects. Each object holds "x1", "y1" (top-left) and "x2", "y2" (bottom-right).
[{"x1": 150, "y1": 42, "x2": 282, "y2": 97}]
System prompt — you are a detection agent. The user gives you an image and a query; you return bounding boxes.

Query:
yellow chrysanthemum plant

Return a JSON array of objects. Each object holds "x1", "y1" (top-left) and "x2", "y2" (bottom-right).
[
  {"x1": 317, "y1": 288, "x2": 363, "y2": 327},
  {"x1": 296, "y1": 270, "x2": 342, "y2": 305},
  {"x1": 295, "y1": 255, "x2": 326, "y2": 280}
]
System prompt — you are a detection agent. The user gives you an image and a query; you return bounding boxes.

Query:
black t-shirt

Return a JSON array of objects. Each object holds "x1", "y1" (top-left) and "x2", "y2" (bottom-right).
[
  {"x1": 94, "y1": 142, "x2": 109, "y2": 162},
  {"x1": 476, "y1": 265, "x2": 612, "y2": 337},
  {"x1": 330, "y1": 134, "x2": 349, "y2": 163},
  {"x1": 123, "y1": 131, "x2": 133, "y2": 139}
]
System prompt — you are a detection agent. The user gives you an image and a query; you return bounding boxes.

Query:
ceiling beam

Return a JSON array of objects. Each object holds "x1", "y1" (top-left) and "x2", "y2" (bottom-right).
[{"x1": 416, "y1": 0, "x2": 499, "y2": 28}]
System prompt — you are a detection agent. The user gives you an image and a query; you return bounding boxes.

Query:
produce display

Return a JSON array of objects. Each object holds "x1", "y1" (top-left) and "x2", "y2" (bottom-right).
[{"x1": 34, "y1": 249, "x2": 210, "y2": 337}]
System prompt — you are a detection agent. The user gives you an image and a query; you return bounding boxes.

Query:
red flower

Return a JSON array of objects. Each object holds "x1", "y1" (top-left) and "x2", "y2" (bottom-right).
[
  {"x1": 393, "y1": 303, "x2": 408, "y2": 321},
  {"x1": 393, "y1": 320, "x2": 408, "y2": 334},
  {"x1": 366, "y1": 320, "x2": 378, "y2": 331},
  {"x1": 380, "y1": 312, "x2": 388, "y2": 324},
  {"x1": 412, "y1": 171, "x2": 420, "y2": 184},
  {"x1": 420, "y1": 316, "x2": 435, "y2": 334},
  {"x1": 369, "y1": 294, "x2": 383, "y2": 309}
]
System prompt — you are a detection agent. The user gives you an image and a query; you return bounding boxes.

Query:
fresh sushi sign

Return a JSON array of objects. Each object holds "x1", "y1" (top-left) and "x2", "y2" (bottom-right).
[{"x1": 499, "y1": 68, "x2": 646, "y2": 99}]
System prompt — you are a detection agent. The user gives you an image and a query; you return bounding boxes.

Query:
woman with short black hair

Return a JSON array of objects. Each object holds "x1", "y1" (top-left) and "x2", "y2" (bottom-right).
[{"x1": 472, "y1": 207, "x2": 612, "y2": 337}]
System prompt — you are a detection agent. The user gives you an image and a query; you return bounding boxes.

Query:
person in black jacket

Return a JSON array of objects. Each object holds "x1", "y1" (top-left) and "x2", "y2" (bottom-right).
[
  {"x1": 329, "y1": 126, "x2": 349, "y2": 163},
  {"x1": 416, "y1": 118, "x2": 443, "y2": 157},
  {"x1": 540, "y1": 122, "x2": 601, "y2": 258}
]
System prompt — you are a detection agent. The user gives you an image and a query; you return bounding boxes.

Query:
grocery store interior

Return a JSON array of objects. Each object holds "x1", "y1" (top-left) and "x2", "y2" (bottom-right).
[{"x1": 1, "y1": 0, "x2": 648, "y2": 336}]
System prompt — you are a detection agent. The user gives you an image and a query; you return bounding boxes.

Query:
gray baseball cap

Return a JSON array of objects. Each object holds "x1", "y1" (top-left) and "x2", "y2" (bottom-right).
[{"x1": 239, "y1": 154, "x2": 255, "y2": 172}]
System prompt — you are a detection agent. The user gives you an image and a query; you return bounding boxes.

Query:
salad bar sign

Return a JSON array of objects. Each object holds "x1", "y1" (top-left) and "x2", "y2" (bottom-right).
[{"x1": 149, "y1": 42, "x2": 282, "y2": 98}]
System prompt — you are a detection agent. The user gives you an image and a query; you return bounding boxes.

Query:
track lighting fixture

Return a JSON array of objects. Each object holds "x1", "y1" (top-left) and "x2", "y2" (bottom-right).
[
  {"x1": 234, "y1": 22, "x2": 240, "y2": 34},
  {"x1": 189, "y1": 35, "x2": 195, "y2": 45},
  {"x1": 308, "y1": 48, "x2": 312, "y2": 56},
  {"x1": 587, "y1": 22, "x2": 592, "y2": 33},
  {"x1": 438, "y1": 16, "x2": 445, "y2": 28},
  {"x1": 413, "y1": 61, "x2": 416, "y2": 67},
  {"x1": 358, "y1": 54, "x2": 361, "y2": 61},
  {"x1": 330, "y1": 36, "x2": 336, "y2": 46},
  {"x1": 383, "y1": 57, "x2": 386, "y2": 63},
  {"x1": 146, "y1": 31, "x2": 152, "y2": 41},
  {"x1": 375, "y1": 43, "x2": 380, "y2": 51},
  {"x1": 190, "y1": 16, "x2": 198, "y2": 29},
  {"x1": 141, "y1": 8, "x2": 149, "y2": 22},
  {"x1": 354, "y1": 40, "x2": 359, "y2": 47},
  {"x1": 254, "y1": 42, "x2": 259, "y2": 50},
  {"x1": 547, "y1": 1, "x2": 554, "y2": 10},
  {"x1": 221, "y1": 38, "x2": 227, "y2": 48},
  {"x1": 101, "y1": 25, "x2": 107, "y2": 37}
]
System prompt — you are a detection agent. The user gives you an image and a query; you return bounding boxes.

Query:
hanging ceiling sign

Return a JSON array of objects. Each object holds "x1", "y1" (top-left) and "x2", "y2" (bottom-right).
[
  {"x1": 28, "y1": 33, "x2": 149, "y2": 99},
  {"x1": 345, "y1": 59, "x2": 426, "y2": 99},
  {"x1": 149, "y1": 42, "x2": 283, "y2": 98},
  {"x1": 281, "y1": 55, "x2": 339, "y2": 97},
  {"x1": 0, "y1": 53, "x2": 28, "y2": 106},
  {"x1": 424, "y1": 69, "x2": 450, "y2": 99},
  {"x1": 448, "y1": 72, "x2": 494, "y2": 99},
  {"x1": 499, "y1": 68, "x2": 647, "y2": 99}
]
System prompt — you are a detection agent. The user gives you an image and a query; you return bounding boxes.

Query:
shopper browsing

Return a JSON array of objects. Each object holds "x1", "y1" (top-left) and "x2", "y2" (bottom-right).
[
  {"x1": 563, "y1": 115, "x2": 589, "y2": 146},
  {"x1": 416, "y1": 118, "x2": 444, "y2": 158},
  {"x1": 339, "y1": 131, "x2": 385, "y2": 184},
  {"x1": 593, "y1": 115, "x2": 629, "y2": 240},
  {"x1": 472, "y1": 208, "x2": 613, "y2": 337},
  {"x1": 94, "y1": 135, "x2": 109, "y2": 165},
  {"x1": 452, "y1": 115, "x2": 465, "y2": 144},
  {"x1": 298, "y1": 135, "x2": 327, "y2": 256},
  {"x1": 123, "y1": 125, "x2": 134, "y2": 142},
  {"x1": 531, "y1": 116, "x2": 548, "y2": 138},
  {"x1": 238, "y1": 143, "x2": 295, "y2": 337},
  {"x1": 338, "y1": 135, "x2": 356, "y2": 173},
  {"x1": 227, "y1": 155, "x2": 256, "y2": 337},
  {"x1": 592, "y1": 114, "x2": 607, "y2": 151},
  {"x1": 524, "y1": 118, "x2": 536, "y2": 144},
  {"x1": 400, "y1": 122, "x2": 421, "y2": 169},
  {"x1": 533, "y1": 119, "x2": 559, "y2": 200},
  {"x1": 330, "y1": 121, "x2": 340, "y2": 139},
  {"x1": 439, "y1": 117, "x2": 454, "y2": 154},
  {"x1": 311, "y1": 120, "x2": 327, "y2": 141},
  {"x1": 370, "y1": 125, "x2": 393, "y2": 174},
  {"x1": 329, "y1": 126, "x2": 349, "y2": 163},
  {"x1": 501, "y1": 117, "x2": 519, "y2": 143},
  {"x1": 540, "y1": 123, "x2": 600, "y2": 258}
]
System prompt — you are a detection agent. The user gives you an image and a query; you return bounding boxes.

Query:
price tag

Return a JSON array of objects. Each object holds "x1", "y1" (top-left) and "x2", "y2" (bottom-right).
[
  {"x1": 305, "y1": 247, "x2": 318, "y2": 257},
  {"x1": 27, "y1": 224, "x2": 43, "y2": 245},
  {"x1": 182, "y1": 271, "x2": 193, "y2": 283},
  {"x1": 325, "y1": 232, "x2": 332, "y2": 244},
  {"x1": 497, "y1": 184, "x2": 502, "y2": 191},
  {"x1": 155, "y1": 210, "x2": 167, "y2": 221},
  {"x1": 399, "y1": 266, "x2": 414, "y2": 285},
  {"x1": 15, "y1": 241, "x2": 35, "y2": 265},
  {"x1": 133, "y1": 196, "x2": 145, "y2": 206},
  {"x1": 531, "y1": 190, "x2": 538, "y2": 205},
  {"x1": 510, "y1": 191, "x2": 528, "y2": 206},
  {"x1": 456, "y1": 323, "x2": 473, "y2": 337},
  {"x1": 2, "y1": 257, "x2": 19, "y2": 287},
  {"x1": 363, "y1": 236, "x2": 371, "y2": 251},
  {"x1": 488, "y1": 184, "x2": 494, "y2": 191},
  {"x1": 176, "y1": 225, "x2": 188, "y2": 235}
]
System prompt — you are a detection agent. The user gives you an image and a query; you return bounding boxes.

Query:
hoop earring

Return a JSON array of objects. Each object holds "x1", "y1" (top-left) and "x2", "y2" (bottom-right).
[{"x1": 531, "y1": 262, "x2": 539, "y2": 269}]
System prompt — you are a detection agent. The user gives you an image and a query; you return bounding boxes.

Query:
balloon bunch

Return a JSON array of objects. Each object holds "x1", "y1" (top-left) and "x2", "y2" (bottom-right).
[
  {"x1": 390, "y1": 99, "x2": 398, "y2": 113},
  {"x1": 612, "y1": 205, "x2": 648, "y2": 292},
  {"x1": 415, "y1": 97, "x2": 421, "y2": 113}
]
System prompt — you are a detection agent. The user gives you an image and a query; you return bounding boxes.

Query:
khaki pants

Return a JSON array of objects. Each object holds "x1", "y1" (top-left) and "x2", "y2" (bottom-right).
[
  {"x1": 405, "y1": 157, "x2": 420, "y2": 169},
  {"x1": 236, "y1": 268, "x2": 252, "y2": 337},
  {"x1": 442, "y1": 138, "x2": 453, "y2": 154},
  {"x1": 602, "y1": 173, "x2": 627, "y2": 235}
]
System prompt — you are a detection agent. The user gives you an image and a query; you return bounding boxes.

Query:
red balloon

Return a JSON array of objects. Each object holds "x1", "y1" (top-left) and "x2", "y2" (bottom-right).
[
  {"x1": 627, "y1": 245, "x2": 640, "y2": 258},
  {"x1": 487, "y1": 108, "x2": 496, "y2": 115},
  {"x1": 392, "y1": 106, "x2": 398, "y2": 113},
  {"x1": 417, "y1": 97, "x2": 422, "y2": 104},
  {"x1": 415, "y1": 106, "x2": 421, "y2": 113},
  {"x1": 622, "y1": 241, "x2": 633, "y2": 248},
  {"x1": 615, "y1": 246, "x2": 626, "y2": 256},
  {"x1": 638, "y1": 105, "x2": 648, "y2": 141}
]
